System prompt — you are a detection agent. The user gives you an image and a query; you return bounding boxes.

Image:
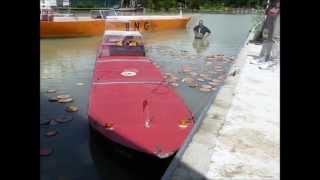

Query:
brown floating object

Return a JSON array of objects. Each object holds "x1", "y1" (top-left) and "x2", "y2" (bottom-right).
[
  {"x1": 197, "y1": 78, "x2": 205, "y2": 82},
  {"x1": 49, "y1": 120, "x2": 58, "y2": 126},
  {"x1": 201, "y1": 85, "x2": 213, "y2": 89},
  {"x1": 189, "y1": 72, "x2": 198, "y2": 76},
  {"x1": 170, "y1": 83, "x2": 179, "y2": 87},
  {"x1": 40, "y1": 148, "x2": 53, "y2": 156},
  {"x1": 170, "y1": 76, "x2": 180, "y2": 81},
  {"x1": 212, "y1": 79, "x2": 222, "y2": 83},
  {"x1": 47, "y1": 89, "x2": 56, "y2": 93},
  {"x1": 182, "y1": 77, "x2": 194, "y2": 84},
  {"x1": 48, "y1": 97, "x2": 58, "y2": 102},
  {"x1": 65, "y1": 106, "x2": 79, "y2": 112},
  {"x1": 187, "y1": 82, "x2": 198, "y2": 88},
  {"x1": 40, "y1": 119, "x2": 51, "y2": 126},
  {"x1": 55, "y1": 116, "x2": 73, "y2": 123},
  {"x1": 199, "y1": 88, "x2": 211, "y2": 92},
  {"x1": 209, "y1": 82, "x2": 219, "y2": 86},
  {"x1": 181, "y1": 66, "x2": 192, "y2": 73},
  {"x1": 58, "y1": 98, "x2": 73, "y2": 103},
  {"x1": 56, "y1": 95, "x2": 71, "y2": 99},
  {"x1": 45, "y1": 129, "x2": 58, "y2": 137}
]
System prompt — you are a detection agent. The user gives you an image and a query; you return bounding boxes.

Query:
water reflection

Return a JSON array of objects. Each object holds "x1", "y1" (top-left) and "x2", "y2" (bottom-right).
[
  {"x1": 192, "y1": 38, "x2": 210, "y2": 54},
  {"x1": 89, "y1": 128, "x2": 173, "y2": 180}
]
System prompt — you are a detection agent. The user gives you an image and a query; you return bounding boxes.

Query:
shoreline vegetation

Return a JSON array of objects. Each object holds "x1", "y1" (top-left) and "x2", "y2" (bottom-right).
[
  {"x1": 59, "y1": 0, "x2": 266, "y2": 14},
  {"x1": 56, "y1": 7, "x2": 264, "y2": 15}
]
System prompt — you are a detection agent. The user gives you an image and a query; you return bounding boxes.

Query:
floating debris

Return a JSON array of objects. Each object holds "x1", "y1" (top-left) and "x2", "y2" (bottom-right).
[
  {"x1": 209, "y1": 82, "x2": 220, "y2": 86},
  {"x1": 201, "y1": 85, "x2": 213, "y2": 89},
  {"x1": 47, "y1": 89, "x2": 56, "y2": 93},
  {"x1": 212, "y1": 79, "x2": 222, "y2": 83},
  {"x1": 48, "y1": 97, "x2": 58, "y2": 102},
  {"x1": 40, "y1": 148, "x2": 53, "y2": 156},
  {"x1": 164, "y1": 73, "x2": 173, "y2": 77},
  {"x1": 207, "y1": 55, "x2": 216, "y2": 58},
  {"x1": 187, "y1": 82, "x2": 198, "y2": 88},
  {"x1": 170, "y1": 83, "x2": 179, "y2": 87},
  {"x1": 55, "y1": 116, "x2": 73, "y2": 124},
  {"x1": 57, "y1": 95, "x2": 71, "y2": 99},
  {"x1": 40, "y1": 119, "x2": 51, "y2": 126},
  {"x1": 169, "y1": 76, "x2": 180, "y2": 82},
  {"x1": 58, "y1": 98, "x2": 73, "y2": 103},
  {"x1": 181, "y1": 66, "x2": 192, "y2": 73},
  {"x1": 182, "y1": 77, "x2": 194, "y2": 84},
  {"x1": 197, "y1": 78, "x2": 205, "y2": 82},
  {"x1": 76, "y1": 82, "x2": 84, "y2": 86},
  {"x1": 49, "y1": 120, "x2": 58, "y2": 126},
  {"x1": 65, "y1": 106, "x2": 79, "y2": 112},
  {"x1": 189, "y1": 72, "x2": 198, "y2": 76},
  {"x1": 199, "y1": 88, "x2": 211, "y2": 92},
  {"x1": 45, "y1": 129, "x2": 58, "y2": 137}
]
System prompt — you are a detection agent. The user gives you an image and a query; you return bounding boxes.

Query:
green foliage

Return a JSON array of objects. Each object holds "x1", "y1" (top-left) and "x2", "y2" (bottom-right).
[{"x1": 69, "y1": 0, "x2": 268, "y2": 9}]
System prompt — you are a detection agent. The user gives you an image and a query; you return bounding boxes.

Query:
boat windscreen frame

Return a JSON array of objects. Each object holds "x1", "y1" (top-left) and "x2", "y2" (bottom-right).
[{"x1": 98, "y1": 43, "x2": 145, "y2": 57}]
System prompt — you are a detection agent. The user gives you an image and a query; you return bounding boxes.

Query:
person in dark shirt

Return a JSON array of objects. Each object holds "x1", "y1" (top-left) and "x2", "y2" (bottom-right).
[{"x1": 193, "y1": 20, "x2": 211, "y2": 39}]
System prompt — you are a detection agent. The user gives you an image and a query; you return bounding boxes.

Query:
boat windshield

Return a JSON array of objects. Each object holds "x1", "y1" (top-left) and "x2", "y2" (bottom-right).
[
  {"x1": 103, "y1": 35, "x2": 143, "y2": 46},
  {"x1": 98, "y1": 44, "x2": 145, "y2": 57}
]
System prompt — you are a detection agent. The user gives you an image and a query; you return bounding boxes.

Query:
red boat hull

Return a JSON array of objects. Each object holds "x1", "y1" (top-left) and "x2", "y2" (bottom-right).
[{"x1": 88, "y1": 55, "x2": 193, "y2": 158}]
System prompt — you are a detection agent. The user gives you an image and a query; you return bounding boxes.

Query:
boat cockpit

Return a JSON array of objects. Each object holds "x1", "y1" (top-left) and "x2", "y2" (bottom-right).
[{"x1": 97, "y1": 31, "x2": 145, "y2": 57}]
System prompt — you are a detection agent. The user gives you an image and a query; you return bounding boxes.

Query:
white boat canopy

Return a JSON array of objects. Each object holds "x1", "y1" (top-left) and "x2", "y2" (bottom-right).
[{"x1": 103, "y1": 30, "x2": 142, "y2": 37}]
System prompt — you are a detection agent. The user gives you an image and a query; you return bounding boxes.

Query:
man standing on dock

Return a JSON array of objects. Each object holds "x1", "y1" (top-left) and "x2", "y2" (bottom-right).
[
  {"x1": 193, "y1": 20, "x2": 211, "y2": 40},
  {"x1": 251, "y1": 0, "x2": 280, "y2": 69}
]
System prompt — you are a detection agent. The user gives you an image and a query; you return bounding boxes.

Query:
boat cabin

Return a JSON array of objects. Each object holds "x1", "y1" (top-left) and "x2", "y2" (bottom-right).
[
  {"x1": 97, "y1": 30, "x2": 145, "y2": 57},
  {"x1": 91, "y1": 9, "x2": 118, "y2": 19}
]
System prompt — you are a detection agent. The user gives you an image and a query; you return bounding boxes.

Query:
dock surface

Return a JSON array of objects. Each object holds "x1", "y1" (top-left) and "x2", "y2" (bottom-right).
[{"x1": 162, "y1": 32, "x2": 280, "y2": 180}]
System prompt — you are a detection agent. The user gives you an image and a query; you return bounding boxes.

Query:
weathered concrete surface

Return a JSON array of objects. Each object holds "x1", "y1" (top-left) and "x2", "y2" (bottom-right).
[
  {"x1": 163, "y1": 29, "x2": 279, "y2": 180},
  {"x1": 206, "y1": 43, "x2": 279, "y2": 180}
]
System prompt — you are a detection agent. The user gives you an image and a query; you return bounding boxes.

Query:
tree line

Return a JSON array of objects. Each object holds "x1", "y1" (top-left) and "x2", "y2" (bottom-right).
[{"x1": 70, "y1": 0, "x2": 268, "y2": 10}]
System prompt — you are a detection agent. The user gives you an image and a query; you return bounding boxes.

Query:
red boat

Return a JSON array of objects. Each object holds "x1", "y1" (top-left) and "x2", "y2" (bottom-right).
[{"x1": 88, "y1": 31, "x2": 194, "y2": 158}]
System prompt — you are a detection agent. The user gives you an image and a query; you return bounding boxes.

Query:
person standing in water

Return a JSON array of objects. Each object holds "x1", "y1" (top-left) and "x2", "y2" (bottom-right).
[{"x1": 193, "y1": 20, "x2": 211, "y2": 39}]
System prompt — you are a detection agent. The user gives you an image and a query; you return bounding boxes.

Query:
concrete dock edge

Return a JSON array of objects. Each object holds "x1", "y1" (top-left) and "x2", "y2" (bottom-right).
[{"x1": 161, "y1": 24, "x2": 260, "y2": 180}]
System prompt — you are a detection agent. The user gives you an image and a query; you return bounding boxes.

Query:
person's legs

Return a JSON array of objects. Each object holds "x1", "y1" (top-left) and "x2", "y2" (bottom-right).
[
  {"x1": 258, "y1": 40, "x2": 277, "y2": 69},
  {"x1": 250, "y1": 39, "x2": 272, "y2": 64}
]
